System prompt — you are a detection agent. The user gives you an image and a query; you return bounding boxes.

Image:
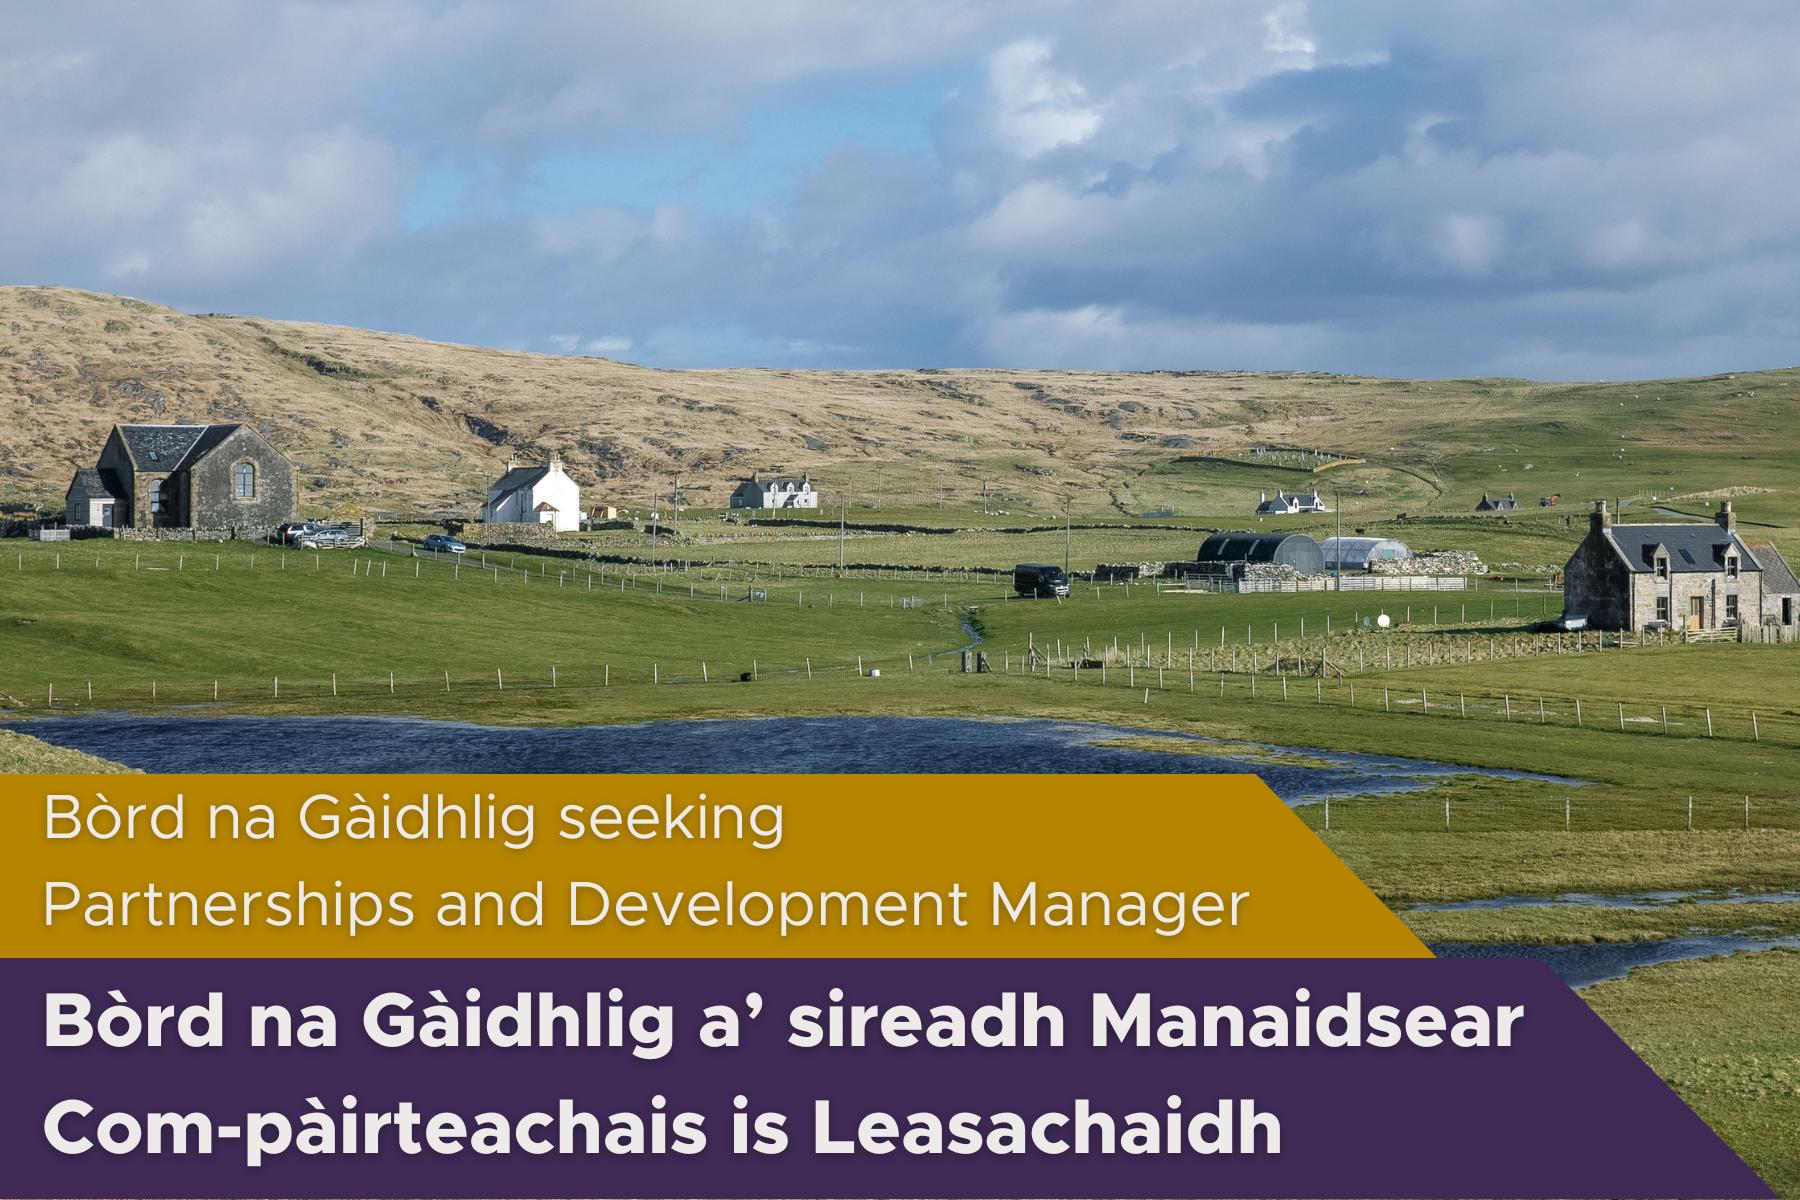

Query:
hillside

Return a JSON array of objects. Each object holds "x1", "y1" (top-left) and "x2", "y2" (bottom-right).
[{"x1": 3, "y1": 286, "x2": 1797, "y2": 524}]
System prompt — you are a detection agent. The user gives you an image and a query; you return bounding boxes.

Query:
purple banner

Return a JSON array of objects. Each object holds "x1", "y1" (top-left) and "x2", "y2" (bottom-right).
[{"x1": 0, "y1": 957, "x2": 1768, "y2": 1198}]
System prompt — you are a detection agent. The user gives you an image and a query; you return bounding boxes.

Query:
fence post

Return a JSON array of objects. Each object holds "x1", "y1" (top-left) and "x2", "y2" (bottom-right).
[
  {"x1": 1705, "y1": 708, "x2": 1713, "y2": 736},
  {"x1": 1574, "y1": 699, "x2": 1582, "y2": 726}
]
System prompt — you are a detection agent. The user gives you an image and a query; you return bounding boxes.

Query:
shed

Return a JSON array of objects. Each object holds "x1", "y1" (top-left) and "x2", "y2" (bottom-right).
[
  {"x1": 1320, "y1": 535, "x2": 1411, "y2": 571},
  {"x1": 1195, "y1": 531, "x2": 1324, "y2": 574}
]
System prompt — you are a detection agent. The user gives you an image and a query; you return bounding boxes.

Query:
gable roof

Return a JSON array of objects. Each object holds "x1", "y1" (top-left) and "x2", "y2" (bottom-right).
[
  {"x1": 1748, "y1": 542, "x2": 1800, "y2": 595},
  {"x1": 67, "y1": 467, "x2": 123, "y2": 501},
  {"x1": 490, "y1": 464, "x2": 551, "y2": 494},
  {"x1": 116, "y1": 423, "x2": 208, "y2": 468},
  {"x1": 173, "y1": 423, "x2": 245, "y2": 469},
  {"x1": 113, "y1": 422, "x2": 252, "y2": 471},
  {"x1": 1602, "y1": 523, "x2": 1759, "y2": 574}
]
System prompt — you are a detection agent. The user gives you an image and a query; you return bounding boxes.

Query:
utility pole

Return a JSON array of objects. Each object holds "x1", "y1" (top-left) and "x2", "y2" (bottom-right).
[
  {"x1": 1064, "y1": 497, "x2": 1072, "y2": 575},
  {"x1": 1333, "y1": 488, "x2": 1341, "y2": 590}
]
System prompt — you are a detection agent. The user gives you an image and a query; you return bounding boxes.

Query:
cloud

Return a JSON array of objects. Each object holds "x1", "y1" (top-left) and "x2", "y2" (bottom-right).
[
  {"x1": 985, "y1": 39, "x2": 1103, "y2": 157},
  {"x1": 4, "y1": 2, "x2": 1800, "y2": 378}
]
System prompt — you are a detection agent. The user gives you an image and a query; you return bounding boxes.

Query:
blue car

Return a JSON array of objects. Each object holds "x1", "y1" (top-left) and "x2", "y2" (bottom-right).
[{"x1": 423, "y1": 534, "x2": 467, "y2": 554}]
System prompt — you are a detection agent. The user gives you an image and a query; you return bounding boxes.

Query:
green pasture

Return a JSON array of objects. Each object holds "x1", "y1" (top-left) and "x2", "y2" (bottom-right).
[{"x1": 1585, "y1": 950, "x2": 1800, "y2": 1197}]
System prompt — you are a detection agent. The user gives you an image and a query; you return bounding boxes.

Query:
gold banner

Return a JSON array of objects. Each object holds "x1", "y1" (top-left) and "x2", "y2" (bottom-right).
[{"x1": 0, "y1": 774, "x2": 1427, "y2": 958}]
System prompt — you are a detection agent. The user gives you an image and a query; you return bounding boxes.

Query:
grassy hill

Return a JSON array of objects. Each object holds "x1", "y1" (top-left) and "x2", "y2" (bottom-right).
[{"x1": 4, "y1": 286, "x2": 1797, "y2": 536}]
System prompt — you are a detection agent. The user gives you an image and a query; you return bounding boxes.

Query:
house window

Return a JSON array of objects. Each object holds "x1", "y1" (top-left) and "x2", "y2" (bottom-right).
[
  {"x1": 1654, "y1": 555, "x2": 1668, "y2": 579},
  {"x1": 234, "y1": 461, "x2": 257, "y2": 499},
  {"x1": 1726, "y1": 593, "x2": 1739, "y2": 622},
  {"x1": 1726, "y1": 556, "x2": 1739, "y2": 579},
  {"x1": 149, "y1": 479, "x2": 165, "y2": 514},
  {"x1": 1655, "y1": 596, "x2": 1669, "y2": 623}
]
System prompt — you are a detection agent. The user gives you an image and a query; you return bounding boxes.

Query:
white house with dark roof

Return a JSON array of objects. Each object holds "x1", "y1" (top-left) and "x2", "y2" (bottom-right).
[
  {"x1": 730, "y1": 473, "x2": 819, "y2": 510},
  {"x1": 1562, "y1": 499, "x2": 1796, "y2": 632},
  {"x1": 480, "y1": 460, "x2": 581, "y2": 532},
  {"x1": 1255, "y1": 489, "x2": 1328, "y2": 515}
]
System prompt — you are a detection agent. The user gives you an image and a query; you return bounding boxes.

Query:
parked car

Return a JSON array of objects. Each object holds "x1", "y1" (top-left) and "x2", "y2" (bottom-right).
[
  {"x1": 1537, "y1": 613, "x2": 1588, "y2": 632},
  {"x1": 298, "y1": 528, "x2": 352, "y2": 549},
  {"x1": 423, "y1": 533, "x2": 467, "y2": 554},
  {"x1": 276, "y1": 521, "x2": 323, "y2": 545}
]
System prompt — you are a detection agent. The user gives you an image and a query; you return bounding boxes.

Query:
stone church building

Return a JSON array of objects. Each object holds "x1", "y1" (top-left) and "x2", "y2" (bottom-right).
[
  {"x1": 1563, "y1": 499, "x2": 1798, "y2": 634},
  {"x1": 65, "y1": 423, "x2": 296, "y2": 534}
]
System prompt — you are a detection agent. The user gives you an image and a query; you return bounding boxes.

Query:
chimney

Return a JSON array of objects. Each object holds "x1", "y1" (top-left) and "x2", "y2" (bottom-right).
[
  {"x1": 550, "y1": 458, "x2": 563, "y2": 473},
  {"x1": 505, "y1": 459, "x2": 516, "y2": 470},
  {"x1": 1591, "y1": 498, "x2": 1611, "y2": 532},
  {"x1": 1717, "y1": 500, "x2": 1735, "y2": 533}
]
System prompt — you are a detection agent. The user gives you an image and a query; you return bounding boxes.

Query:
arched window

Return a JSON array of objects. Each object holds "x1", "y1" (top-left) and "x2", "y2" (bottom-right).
[
  {"x1": 234, "y1": 461, "x2": 256, "y2": 499},
  {"x1": 149, "y1": 479, "x2": 165, "y2": 514}
]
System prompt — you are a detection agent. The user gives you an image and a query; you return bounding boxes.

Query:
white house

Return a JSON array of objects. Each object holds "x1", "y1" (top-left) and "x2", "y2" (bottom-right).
[
  {"x1": 481, "y1": 459, "x2": 582, "y2": 532},
  {"x1": 1256, "y1": 488, "x2": 1329, "y2": 515},
  {"x1": 729, "y1": 474, "x2": 820, "y2": 510}
]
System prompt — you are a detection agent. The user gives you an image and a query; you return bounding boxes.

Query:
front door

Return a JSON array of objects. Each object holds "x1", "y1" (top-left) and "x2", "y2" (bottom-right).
[
  {"x1": 98, "y1": 502, "x2": 114, "y2": 529},
  {"x1": 1688, "y1": 595, "x2": 1705, "y2": 630},
  {"x1": 1785, "y1": 597, "x2": 1794, "y2": 626}
]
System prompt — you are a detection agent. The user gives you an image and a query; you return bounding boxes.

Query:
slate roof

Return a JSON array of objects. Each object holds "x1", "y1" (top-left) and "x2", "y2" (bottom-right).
[
  {"x1": 173, "y1": 423, "x2": 244, "y2": 468},
  {"x1": 115, "y1": 423, "x2": 246, "y2": 470},
  {"x1": 1749, "y1": 542, "x2": 1800, "y2": 595},
  {"x1": 1602, "y1": 523, "x2": 1760, "y2": 574},
  {"x1": 487, "y1": 464, "x2": 553, "y2": 508},
  {"x1": 117, "y1": 424, "x2": 207, "y2": 468},
  {"x1": 1476, "y1": 493, "x2": 1518, "y2": 511},
  {"x1": 67, "y1": 467, "x2": 123, "y2": 501}
]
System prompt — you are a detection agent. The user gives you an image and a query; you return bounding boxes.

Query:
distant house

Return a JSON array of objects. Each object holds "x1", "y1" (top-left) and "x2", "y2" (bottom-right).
[
  {"x1": 65, "y1": 423, "x2": 295, "y2": 532},
  {"x1": 1255, "y1": 489, "x2": 1328, "y2": 515},
  {"x1": 1476, "y1": 492, "x2": 1519, "y2": 512},
  {"x1": 1563, "y1": 500, "x2": 1790, "y2": 632},
  {"x1": 730, "y1": 474, "x2": 819, "y2": 510},
  {"x1": 481, "y1": 460, "x2": 581, "y2": 532}
]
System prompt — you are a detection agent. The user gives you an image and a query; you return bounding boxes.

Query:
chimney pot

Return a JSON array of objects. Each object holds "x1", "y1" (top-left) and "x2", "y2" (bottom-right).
[{"x1": 1717, "y1": 500, "x2": 1736, "y2": 532}]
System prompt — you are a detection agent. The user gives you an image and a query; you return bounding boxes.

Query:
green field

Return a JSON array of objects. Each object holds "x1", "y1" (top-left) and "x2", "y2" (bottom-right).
[
  {"x1": 4, "y1": 535, "x2": 1799, "y2": 1190},
  {"x1": 1586, "y1": 950, "x2": 1800, "y2": 1196}
]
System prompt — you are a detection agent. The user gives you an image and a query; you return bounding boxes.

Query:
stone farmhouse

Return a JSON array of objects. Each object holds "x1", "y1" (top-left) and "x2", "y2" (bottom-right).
[
  {"x1": 481, "y1": 460, "x2": 582, "y2": 532},
  {"x1": 64, "y1": 423, "x2": 295, "y2": 533},
  {"x1": 730, "y1": 474, "x2": 820, "y2": 510},
  {"x1": 1563, "y1": 499, "x2": 1799, "y2": 634},
  {"x1": 1255, "y1": 489, "x2": 1328, "y2": 515},
  {"x1": 1475, "y1": 492, "x2": 1519, "y2": 511}
]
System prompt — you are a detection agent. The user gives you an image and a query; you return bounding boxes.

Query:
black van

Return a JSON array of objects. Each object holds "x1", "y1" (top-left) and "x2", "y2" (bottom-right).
[{"x1": 1014, "y1": 563, "x2": 1071, "y2": 598}]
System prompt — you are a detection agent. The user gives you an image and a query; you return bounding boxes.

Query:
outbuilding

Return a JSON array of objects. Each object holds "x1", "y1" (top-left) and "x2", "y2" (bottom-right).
[
  {"x1": 1320, "y1": 535, "x2": 1411, "y2": 572},
  {"x1": 1195, "y1": 531, "x2": 1324, "y2": 575}
]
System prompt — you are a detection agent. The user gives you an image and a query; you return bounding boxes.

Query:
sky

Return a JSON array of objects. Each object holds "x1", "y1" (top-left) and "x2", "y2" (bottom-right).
[{"x1": 3, "y1": 0, "x2": 1799, "y2": 378}]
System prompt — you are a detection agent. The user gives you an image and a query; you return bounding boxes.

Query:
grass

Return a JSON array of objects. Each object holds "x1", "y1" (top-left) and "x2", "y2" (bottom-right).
[
  {"x1": 1584, "y1": 949, "x2": 1800, "y2": 1196},
  {"x1": 0, "y1": 728, "x2": 131, "y2": 772}
]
